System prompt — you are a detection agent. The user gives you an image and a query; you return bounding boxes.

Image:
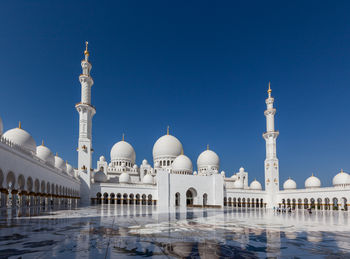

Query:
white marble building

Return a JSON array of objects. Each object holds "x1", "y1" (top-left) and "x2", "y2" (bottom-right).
[
  {"x1": 0, "y1": 43, "x2": 350, "y2": 211},
  {"x1": 0, "y1": 120, "x2": 80, "y2": 208}
]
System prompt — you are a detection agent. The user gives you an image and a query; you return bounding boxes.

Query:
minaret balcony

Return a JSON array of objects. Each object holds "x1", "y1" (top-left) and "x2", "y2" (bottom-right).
[
  {"x1": 79, "y1": 74, "x2": 94, "y2": 85},
  {"x1": 75, "y1": 102, "x2": 96, "y2": 114},
  {"x1": 262, "y1": 131, "x2": 279, "y2": 140},
  {"x1": 264, "y1": 108, "x2": 276, "y2": 116}
]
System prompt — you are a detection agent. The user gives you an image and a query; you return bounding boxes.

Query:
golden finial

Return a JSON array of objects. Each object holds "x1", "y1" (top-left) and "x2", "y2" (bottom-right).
[
  {"x1": 267, "y1": 81, "x2": 272, "y2": 96},
  {"x1": 181, "y1": 149, "x2": 184, "y2": 155},
  {"x1": 207, "y1": 144, "x2": 209, "y2": 150},
  {"x1": 18, "y1": 121, "x2": 21, "y2": 129},
  {"x1": 122, "y1": 133, "x2": 125, "y2": 141},
  {"x1": 312, "y1": 173, "x2": 314, "y2": 176},
  {"x1": 341, "y1": 169, "x2": 344, "y2": 173},
  {"x1": 41, "y1": 140, "x2": 44, "y2": 146},
  {"x1": 84, "y1": 41, "x2": 89, "y2": 56},
  {"x1": 167, "y1": 125, "x2": 169, "y2": 135},
  {"x1": 56, "y1": 152, "x2": 58, "y2": 157}
]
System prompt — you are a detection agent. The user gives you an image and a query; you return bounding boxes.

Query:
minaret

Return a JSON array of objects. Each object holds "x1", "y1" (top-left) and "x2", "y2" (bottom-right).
[
  {"x1": 263, "y1": 82, "x2": 279, "y2": 208},
  {"x1": 76, "y1": 42, "x2": 96, "y2": 205}
]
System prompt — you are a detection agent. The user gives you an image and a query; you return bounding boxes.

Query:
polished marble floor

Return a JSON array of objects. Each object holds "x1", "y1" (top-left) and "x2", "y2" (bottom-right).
[{"x1": 0, "y1": 205, "x2": 350, "y2": 258}]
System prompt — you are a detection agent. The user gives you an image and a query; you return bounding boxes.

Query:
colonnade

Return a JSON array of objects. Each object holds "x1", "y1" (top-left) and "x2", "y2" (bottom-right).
[
  {"x1": 91, "y1": 192, "x2": 157, "y2": 206},
  {"x1": 0, "y1": 188, "x2": 79, "y2": 209},
  {"x1": 279, "y1": 197, "x2": 349, "y2": 211},
  {"x1": 0, "y1": 169, "x2": 80, "y2": 210},
  {"x1": 224, "y1": 197, "x2": 266, "y2": 208}
]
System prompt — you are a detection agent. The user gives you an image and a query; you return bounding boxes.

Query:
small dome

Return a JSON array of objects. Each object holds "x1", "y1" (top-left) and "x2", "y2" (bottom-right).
[
  {"x1": 239, "y1": 167, "x2": 245, "y2": 173},
  {"x1": 110, "y1": 140, "x2": 136, "y2": 164},
  {"x1": 250, "y1": 179, "x2": 262, "y2": 190},
  {"x1": 3, "y1": 126, "x2": 36, "y2": 153},
  {"x1": 119, "y1": 172, "x2": 131, "y2": 184},
  {"x1": 305, "y1": 174, "x2": 321, "y2": 189},
  {"x1": 283, "y1": 178, "x2": 297, "y2": 190},
  {"x1": 99, "y1": 156, "x2": 105, "y2": 161},
  {"x1": 332, "y1": 170, "x2": 350, "y2": 186},
  {"x1": 0, "y1": 117, "x2": 3, "y2": 135},
  {"x1": 54, "y1": 155, "x2": 66, "y2": 171},
  {"x1": 36, "y1": 143, "x2": 55, "y2": 166},
  {"x1": 233, "y1": 180, "x2": 244, "y2": 189},
  {"x1": 154, "y1": 161, "x2": 160, "y2": 168},
  {"x1": 142, "y1": 159, "x2": 148, "y2": 166},
  {"x1": 133, "y1": 164, "x2": 138, "y2": 169},
  {"x1": 231, "y1": 174, "x2": 238, "y2": 180},
  {"x1": 172, "y1": 154, "x2": 193, "y2": 173},
  {"x1": 94, "y1": 171, "x2": 107, "y2": 182},
  {"x1": 66, "y1": 163, "x2": 74, "y2": 176},
  {"x1": 143, "y1": 173, "x2": 154, "y2": 184},
  {"x1": 193, "y1": 171, "x2": 198, "y2": 175},
  {"x1": 221, "y1": 171, "x2": 225, "y2": 177},
  {"x1": 197, "y1": 149, "x2": 220, "y2": 169},
  {"x1": 153, "y1": 134, "x2": 183, "y2": 160}
]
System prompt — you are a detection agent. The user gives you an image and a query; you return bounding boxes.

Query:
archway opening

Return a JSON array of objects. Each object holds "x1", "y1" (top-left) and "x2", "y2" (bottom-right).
[
  {"x1": 110, "y1": 193, "x2": 115, "y2": 204},
  {"x1": 342, "y1": 197, "x2": 347, "y2": 211},
  {"x1": 129, "y1": 194, "x2": 134, "y2": 205},
  {"x1": 103, "y1": 192, "x2": 108, "y2": 204},
  {"x1": 175, "y1": 192, "x2": 180, "y2": 207},
  {"x1": 203, "y1": 193, "x2": 208, "y2": 207},
  {"x1": 186, "y1": 188, "x2": 197, "y2": 207},
  {"x1": 148, "y1": 194, "x2": 152, "y2": 205}
]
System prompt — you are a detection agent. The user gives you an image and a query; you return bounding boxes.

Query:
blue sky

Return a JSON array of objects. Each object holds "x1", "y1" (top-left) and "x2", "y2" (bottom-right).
[{"x1": 0, "y1": 1, "x2": 350, "y2": 187}]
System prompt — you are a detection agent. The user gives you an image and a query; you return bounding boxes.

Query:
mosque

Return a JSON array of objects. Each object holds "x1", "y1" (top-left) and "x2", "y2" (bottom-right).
[{"x1": 0, "y1": 43, "x2": 349, "y2": 211}]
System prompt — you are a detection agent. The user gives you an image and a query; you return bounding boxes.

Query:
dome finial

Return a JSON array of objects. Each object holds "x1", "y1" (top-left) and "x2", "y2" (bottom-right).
[
  {"x1": 312, "y1": 172, "x2": 314, "y2": 176},
  {"x1": 56, "y1": 152, "x2": 58, "y2": 157},
  {"x1": 167, "y1": 125, "x2": 169, "y2": 135},
  {"x1": 181, "y1": 148, "x2": 184, "y2": 155},
  {"x1": 84, "y1": 41, "x2": 89, "y2": 56},
  {"x1": 41, "y1": 140, "x2": 44, "y2": 146},
  {"x1": 122, "y1": 133, "x2": 125, "y2": 141},
  {"x1": 341, "y1": 168, "x2": 344, "y2": 173},
  {"x1": 267, "y1": 81, "x2": 272, "y2": 97},
  {"x1": 207, "y1": 144, "x2": 209, "y2": 150},
  {"x1": 18, "y1": 121, "x2": 21, "y2": 129}
]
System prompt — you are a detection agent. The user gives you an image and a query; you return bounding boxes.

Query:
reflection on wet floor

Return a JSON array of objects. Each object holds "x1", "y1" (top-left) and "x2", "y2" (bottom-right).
[{"x1": 0, "y1": 205, "x2": 350, "y2": 258}]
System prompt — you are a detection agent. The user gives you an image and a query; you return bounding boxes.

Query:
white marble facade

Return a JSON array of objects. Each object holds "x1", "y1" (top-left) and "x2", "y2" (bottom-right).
[{"x1": 0, "y1": 43, "x2": 350, "y2": 210}]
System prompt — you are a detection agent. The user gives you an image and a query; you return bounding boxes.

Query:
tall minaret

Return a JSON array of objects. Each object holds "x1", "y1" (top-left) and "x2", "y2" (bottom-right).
[
  {"x1": 76, "y1": 42, "x2": 96, "y2": 205},
  {"x1": 263, "y1": 82, "x2": 279, "y2": 208}
]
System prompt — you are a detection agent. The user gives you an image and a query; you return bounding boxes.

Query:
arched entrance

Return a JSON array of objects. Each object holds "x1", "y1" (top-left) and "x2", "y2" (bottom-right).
[
  {"x1": 203, "y1": 193, "x2": 208, "y2": 206},
  {"x1": 186, "y1": 188, "x2": 197, "y2": 206},
  {"x1": 175, "y1": 192, "x2": 180, "y2": 207}
]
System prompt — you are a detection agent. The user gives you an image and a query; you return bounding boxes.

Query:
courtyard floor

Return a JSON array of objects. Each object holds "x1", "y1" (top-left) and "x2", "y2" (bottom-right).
[{"x1": 0, "y1": 205, "x2": 350, "y2": 258}]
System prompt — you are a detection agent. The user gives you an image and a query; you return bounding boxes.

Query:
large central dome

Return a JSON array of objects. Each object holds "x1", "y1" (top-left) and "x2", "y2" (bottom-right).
[{"x1": 152, "y1": 134, "x2": 183, "y2": 160}]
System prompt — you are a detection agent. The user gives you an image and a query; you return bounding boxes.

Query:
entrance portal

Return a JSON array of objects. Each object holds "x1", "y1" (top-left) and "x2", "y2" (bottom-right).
[{"x1": 186, "y1": 188, "x2": 197, "y2": 206}]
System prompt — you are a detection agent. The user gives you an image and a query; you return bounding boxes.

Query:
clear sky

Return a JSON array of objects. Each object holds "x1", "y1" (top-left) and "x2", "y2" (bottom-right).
[{"x1": 0, "y1": 1, "x2": 349, "y2": 187}]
